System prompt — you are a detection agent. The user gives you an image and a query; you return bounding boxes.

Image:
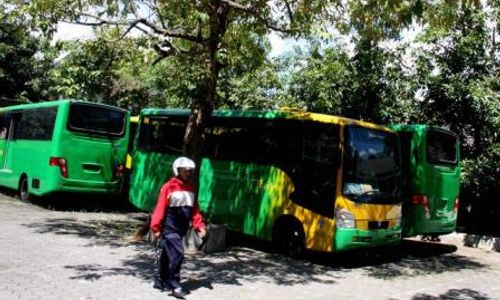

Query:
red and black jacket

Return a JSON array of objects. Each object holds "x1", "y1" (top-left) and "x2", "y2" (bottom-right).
[{"x1": 150, "y1": 177, "x2": 205, "y2": 236}]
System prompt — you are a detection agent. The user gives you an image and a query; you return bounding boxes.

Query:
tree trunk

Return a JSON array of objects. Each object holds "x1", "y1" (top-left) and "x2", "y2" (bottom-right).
[
  {"x1": 183, "y1": 83, "x2": 215, "y2": 162},
  {"x1": 182, "y1": 0, "x2": 229, "y2": 169}
]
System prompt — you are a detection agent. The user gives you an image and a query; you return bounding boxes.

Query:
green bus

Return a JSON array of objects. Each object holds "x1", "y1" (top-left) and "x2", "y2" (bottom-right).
[
  {"x1": 0, "y1": 100, "x2": 130, "y2": 200},
  {"x1": 129, "y1": 109, "x2": 403, "y2": 254},
  {"x1": 391, "y1": 125, "x2": 460, "y2": 238}
]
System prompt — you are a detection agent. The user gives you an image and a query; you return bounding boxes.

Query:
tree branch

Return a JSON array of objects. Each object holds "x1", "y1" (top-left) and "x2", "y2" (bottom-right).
[
  {"x1": 119, "y1": 19, "x2": 142, "y2": 40},
  {"x1": 220, "y1": 0, "x2": 293, "y2": 33},
  {"x1": 283, "y1": 0, "x2": 294, "y2": 23},
  {"x1": 78, "y1": 12, "x2": 128, "y2": 26},
  {"x1": 75, "y1": 11, "x2": 205, "y2": 43}
]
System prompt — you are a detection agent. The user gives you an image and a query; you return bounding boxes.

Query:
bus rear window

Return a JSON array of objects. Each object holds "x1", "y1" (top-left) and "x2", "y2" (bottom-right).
[
  {"x1": 68, "y1": 103, "x2": 126, "y2": 137},
  {"x1": 426, "y1": 130, "x2": 458, "y2": 165}
]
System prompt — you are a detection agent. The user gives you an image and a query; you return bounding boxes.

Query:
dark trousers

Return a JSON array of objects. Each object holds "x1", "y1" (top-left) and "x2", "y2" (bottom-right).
[{"x1": 154, "y1": 232, "x2": 184, "y2": 291}]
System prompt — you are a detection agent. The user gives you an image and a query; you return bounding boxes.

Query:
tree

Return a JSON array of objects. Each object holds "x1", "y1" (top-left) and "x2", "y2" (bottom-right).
[
  {"x1": 9, "y1": 0, "x2": 334, "y2": 162},
  {"x1": 0, "y1": 5, "x2": 54, "y2": 101}
]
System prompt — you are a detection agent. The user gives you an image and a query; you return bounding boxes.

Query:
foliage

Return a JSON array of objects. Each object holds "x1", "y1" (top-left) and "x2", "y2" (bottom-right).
[
  {"x1": 284, "y1": 41, "x2": 417, "y2": 124},
  {"x1": 44, "y1": 27, "x2": 282, "y2": 113},
  {"x1": 414, "y1": 3, "x2": 499, "y2": 155},
  {"x1": 5, "y1": 0, "x2": 421, "y2": 158},
  {"x1": 0, "y1": 5, "x2": 55, "y2": 101},
  {"x1": 341, "y1": 0, "x2": 425, "y2": 40}
]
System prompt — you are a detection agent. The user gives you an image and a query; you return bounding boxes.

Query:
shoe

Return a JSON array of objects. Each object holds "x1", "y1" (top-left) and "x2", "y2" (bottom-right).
[
  {"x1": 153, "y1": 283, "x2": 164, "y2": 292},
  {"x1": 171, "y1": 288, "x2": 186, "y2": 299}
]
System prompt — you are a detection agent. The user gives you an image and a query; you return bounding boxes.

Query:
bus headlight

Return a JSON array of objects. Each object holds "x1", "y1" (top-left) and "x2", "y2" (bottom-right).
[{"x1": 336, "y1": 209, "x2": 356, "y2": 229}]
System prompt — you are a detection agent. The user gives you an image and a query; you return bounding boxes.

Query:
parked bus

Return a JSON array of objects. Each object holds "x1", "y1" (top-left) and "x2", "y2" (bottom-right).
[
  {"x1": 129, "y1": 109, "x2": 402, "y2": 254},
  {"x1": 390, "y1": 125, "x2": 460, "y2": 239},
  {"x1": 0, "y1": 100, "x2": 130, "y2": 201}
]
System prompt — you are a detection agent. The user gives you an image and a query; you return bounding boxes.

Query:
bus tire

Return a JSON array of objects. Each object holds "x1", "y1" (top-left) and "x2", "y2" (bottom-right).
[
  {"x1": 18, "y1": 175, "x2": 31, "y2": 202},
  {"x1": 272, "y1": 217, "x2": 305, "y2": 258}
]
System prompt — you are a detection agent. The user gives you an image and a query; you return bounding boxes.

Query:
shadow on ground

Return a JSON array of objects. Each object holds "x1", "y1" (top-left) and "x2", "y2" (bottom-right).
[
  {"x1": 359, "y1": 241, "x2": 484, "y2": 279},
  {"x1": 23, "y1": 214, "x2": 488, "y2": 290},
  {"x1": 25, "y1": 215, "x2": 343, "y2": 286},
  {"x1": 23, "y1": 215, "x2": 148, "y2": 248},
  {"x1": 30, "y1": 192, "x2": 138, "y2": 213},
  {"x1": 226, "y1": 233, "x2": 487, "y2": 280},
  {"x1": 63, "y1": 245, "x2": 343, "y2": 288},
  {"x1": 411, "y1": 288, "x2": 491, "y2": 299}
]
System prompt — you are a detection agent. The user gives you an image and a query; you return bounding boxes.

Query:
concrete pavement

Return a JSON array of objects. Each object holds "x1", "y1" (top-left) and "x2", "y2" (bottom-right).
[{"x1": 0, "y1": 194, "x2": 499, "y2": 300}]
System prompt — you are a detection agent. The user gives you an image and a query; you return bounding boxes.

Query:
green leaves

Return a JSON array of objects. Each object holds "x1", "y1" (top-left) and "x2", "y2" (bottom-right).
[{"x1": 0, "y1": 6, "x2": 53, "y2": 101}]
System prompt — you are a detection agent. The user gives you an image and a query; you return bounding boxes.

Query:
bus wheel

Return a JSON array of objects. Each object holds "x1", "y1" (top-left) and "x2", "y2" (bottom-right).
[
  {"x1": 18, "y1": 176, "x2": 30, "y2": 202},
  {"x1": 273, "y1": 220, "x2": 305, "y2": 258}
]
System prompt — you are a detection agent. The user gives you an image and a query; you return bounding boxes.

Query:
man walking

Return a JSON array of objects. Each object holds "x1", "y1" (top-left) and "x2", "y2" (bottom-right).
[{"x1": 150, "y1": 157, "x2": 206, "y2": 299}]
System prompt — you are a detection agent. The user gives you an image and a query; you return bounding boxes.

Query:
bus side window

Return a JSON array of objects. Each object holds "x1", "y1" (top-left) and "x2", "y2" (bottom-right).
[
  {"x1": 14, "y1": 108, "x2": 57, "y2": 141},
  {"x1": 138, "y1": 117, "x2": 185, "y2": 154},
  {"x1": 204, "y1": 117, "x2": 282, "y2": 165}
]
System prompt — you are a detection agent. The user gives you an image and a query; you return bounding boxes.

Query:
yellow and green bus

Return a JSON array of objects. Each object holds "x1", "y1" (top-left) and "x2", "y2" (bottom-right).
[
  {"x1": 0, "y1": 100, "x2": 130, "y2": 201},
  {"x1": 391, "y1": 125, "x2": 460, "y2": 238},
  {"x1": 129, "y1": 109, "x2": 403, "y2": 254}
]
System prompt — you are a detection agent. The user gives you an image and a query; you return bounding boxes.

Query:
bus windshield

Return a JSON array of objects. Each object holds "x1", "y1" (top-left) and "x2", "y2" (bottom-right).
[
  {"x1": 426, "y1": 130, "x2": 458, "y2": 165},
  {"x1": 68, "y1": 103, "x2": 126, "y2": 137},
  {"x1": 343, "y1": 126, "x2": 400, "y2": 204}
]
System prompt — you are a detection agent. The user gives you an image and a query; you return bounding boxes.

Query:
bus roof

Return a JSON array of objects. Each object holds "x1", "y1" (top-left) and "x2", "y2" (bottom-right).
[
  {"x1": 391, "y1": 124, "x2": 457, "y2": 136},
  {"x1": 0, "y1": 99, "x2": 128, "y2": 112},
  {"x1": 140, "y1": 108, "x2": 392, "y2": 132}
]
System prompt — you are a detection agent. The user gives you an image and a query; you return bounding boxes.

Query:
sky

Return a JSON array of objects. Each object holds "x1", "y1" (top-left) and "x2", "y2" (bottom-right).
[{"x1": 54, "y1": 22, "x2": 94, "y2": 41}]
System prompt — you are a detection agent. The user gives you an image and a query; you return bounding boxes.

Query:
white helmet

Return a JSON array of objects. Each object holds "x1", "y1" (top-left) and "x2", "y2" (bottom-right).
[{"x1": 172, "y1": 157, "x2": 196, "y2": 176}]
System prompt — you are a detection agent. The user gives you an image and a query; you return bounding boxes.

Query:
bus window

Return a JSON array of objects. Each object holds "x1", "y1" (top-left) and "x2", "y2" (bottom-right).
[
  {"x1": 204, "y1": 118, "x2": 284, "y2": 164},
  {"x1": 68, "y1": 103, "x2": 126, "y2": 137},
  {"x1": 426, "y1": 130, "x2": 458, "y2": 165},
  {"x1": 15, "y1": 107, "x2": 57, "y2": 140},
  {"x1": 138, "y1": 117, "x2": 185, "y2": 154}
]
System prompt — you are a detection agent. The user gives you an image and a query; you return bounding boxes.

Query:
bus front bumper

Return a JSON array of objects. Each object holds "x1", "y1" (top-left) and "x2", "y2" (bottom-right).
[{"x1": 335, "y1": 228, "x2": 402, "y2": 252}]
